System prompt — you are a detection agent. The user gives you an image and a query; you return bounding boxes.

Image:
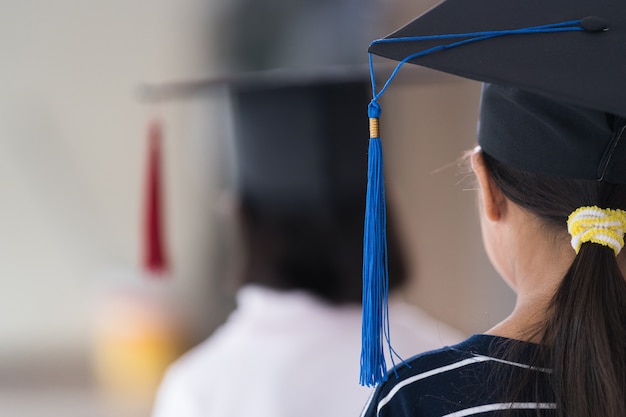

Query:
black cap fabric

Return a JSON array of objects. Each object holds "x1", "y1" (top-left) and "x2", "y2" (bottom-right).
[
  {"x1": 478, "y1": 84, "x2": 626, "y2": 183},
  {"x1": 229, "y1": 75, "x2": 370, "y2": 215},
  {"x1": 368, "y1": 0, "x2": 626, "y2": 183}
]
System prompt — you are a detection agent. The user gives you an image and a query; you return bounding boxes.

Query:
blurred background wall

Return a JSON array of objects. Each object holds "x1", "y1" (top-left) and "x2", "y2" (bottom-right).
[{"x1": 0, "y1": 0, "x2": 514, "y2": 416}]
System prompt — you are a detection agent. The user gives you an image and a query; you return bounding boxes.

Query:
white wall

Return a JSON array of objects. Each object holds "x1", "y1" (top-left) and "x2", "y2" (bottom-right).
[
  {"x1": 0, "y1": 1, "x2": 227, "y2": 415},
  {"x1": 383, "y1": 79, "x2": 516, "y2": 335},
  {"x1": 0, "y1": 0, "x2": 226, "y2": 355}
]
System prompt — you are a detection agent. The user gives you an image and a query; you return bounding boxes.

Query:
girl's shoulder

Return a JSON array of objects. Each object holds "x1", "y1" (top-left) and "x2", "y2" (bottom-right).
[{"x1": 361, "y1": 335, "x2": 546, "y2": 417}]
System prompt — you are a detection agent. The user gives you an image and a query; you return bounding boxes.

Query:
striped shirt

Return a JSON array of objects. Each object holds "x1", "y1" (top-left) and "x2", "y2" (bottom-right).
[{"x1": 360, "y1": 334, "x2": 555, "y2": 417}]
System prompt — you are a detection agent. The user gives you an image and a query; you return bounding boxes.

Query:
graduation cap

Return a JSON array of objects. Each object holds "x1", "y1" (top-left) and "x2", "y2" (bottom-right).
[
  {"x1": 160, "y1": 64, "x2": 448, "y2": 214},
  {"x1": 139, "y1": 65, "x2": 383, "y2": 214},
  {"x1": 360, "y1": 0, "x2": 626, "y2": 386}
]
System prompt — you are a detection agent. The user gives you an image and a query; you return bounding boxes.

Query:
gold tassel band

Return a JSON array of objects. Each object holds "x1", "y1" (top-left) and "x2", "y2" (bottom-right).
[{"x1": 369, "y1": 117, "x2": 379, "y2": 139}]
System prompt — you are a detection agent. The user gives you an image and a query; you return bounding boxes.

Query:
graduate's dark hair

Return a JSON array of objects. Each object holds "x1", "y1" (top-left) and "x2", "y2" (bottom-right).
[
  {"x1": 482, "y1": 151, "x2": 626, "y2": 417},
  {"x1": 238, "y1": 196, "x2": 408, "y2": 305}
]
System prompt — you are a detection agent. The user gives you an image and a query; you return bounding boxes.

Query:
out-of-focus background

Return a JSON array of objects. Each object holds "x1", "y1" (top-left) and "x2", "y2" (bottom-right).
[{"x1": 0, "y1": 1, "x2": 515, "y2": 416}]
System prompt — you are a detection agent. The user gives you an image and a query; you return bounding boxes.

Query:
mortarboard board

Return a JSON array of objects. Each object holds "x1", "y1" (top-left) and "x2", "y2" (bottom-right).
[{"x1": 360, "y1": 0, "x2": 626, "y2": 386}]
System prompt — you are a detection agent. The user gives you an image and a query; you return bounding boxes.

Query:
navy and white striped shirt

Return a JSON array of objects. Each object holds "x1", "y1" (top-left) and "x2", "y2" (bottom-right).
[{"x1": 361, "y1": 334, "x2": 555, "y2": 417}]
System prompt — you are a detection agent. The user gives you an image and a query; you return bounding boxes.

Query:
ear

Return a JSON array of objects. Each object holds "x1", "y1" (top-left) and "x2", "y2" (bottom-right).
[{"x1": 471, "y1": 151, "x2": 506, "y2": 222}]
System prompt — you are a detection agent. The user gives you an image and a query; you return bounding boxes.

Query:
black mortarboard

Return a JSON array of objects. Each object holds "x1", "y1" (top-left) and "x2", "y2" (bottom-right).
[
  {"x1": 368, "y1": 0, "x2": 626, "y2": 182},
  {"x1": 360, "y1": 0, "x2": 626, "y2": 387},
  {"x1": 227, "y1": 68, "x2": 371, "y2": 216}
]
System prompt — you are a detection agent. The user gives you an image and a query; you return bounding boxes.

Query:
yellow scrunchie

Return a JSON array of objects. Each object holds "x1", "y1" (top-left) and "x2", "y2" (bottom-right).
[{"x1": 567, "y1": 206, "x2": 626, "y2": 255}]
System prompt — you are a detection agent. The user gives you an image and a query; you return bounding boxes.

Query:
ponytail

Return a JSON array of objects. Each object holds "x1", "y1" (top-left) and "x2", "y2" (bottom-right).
[
  {"x1": 482, "y1": 152, "x2": 626, "y2": 417},
  {"x1": 544, "y1": 244, "x2": 626, "y2": 417}
]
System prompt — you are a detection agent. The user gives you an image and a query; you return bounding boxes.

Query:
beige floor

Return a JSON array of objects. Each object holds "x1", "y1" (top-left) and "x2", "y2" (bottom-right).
[
  {"x1": 0, "y1": 353, "x2": 153, "y2": 417},
  {"x1": 0, "y1": 389, "x2": 150, "y2": 417}
]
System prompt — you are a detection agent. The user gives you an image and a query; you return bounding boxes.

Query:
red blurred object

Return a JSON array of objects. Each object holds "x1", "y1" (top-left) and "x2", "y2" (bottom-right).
[{"x1": 143, "y1": 120, "x2": 169, "y2": 276}]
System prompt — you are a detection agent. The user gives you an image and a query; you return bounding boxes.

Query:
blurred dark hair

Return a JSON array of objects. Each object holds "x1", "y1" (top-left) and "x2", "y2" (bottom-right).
[
  {"x1": 482, "y1": 151, "x2": 626, "y2": 417},
  {"x1": 238, "y1": 196, "x2": 407, "y2": 305}
]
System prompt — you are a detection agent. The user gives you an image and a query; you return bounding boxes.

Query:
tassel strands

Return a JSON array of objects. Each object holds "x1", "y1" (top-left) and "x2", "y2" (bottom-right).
[
  {"x1": 361, "y1": 54, "x2": 408, "y2": 387},
  {"x1": 360, "y1": 98, "x2": 391, "y2": 387}
]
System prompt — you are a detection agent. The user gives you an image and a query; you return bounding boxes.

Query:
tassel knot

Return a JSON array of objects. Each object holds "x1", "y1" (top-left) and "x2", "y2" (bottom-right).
[{"x1": 368, "y1": 100, "x2": 382, "y2": 118}]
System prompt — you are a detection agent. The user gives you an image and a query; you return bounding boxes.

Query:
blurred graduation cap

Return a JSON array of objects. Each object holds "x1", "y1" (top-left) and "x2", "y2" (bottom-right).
[
  {"x1": 139, "y1": 64, "x2": 454, "y2": 213},
  {"x1": 227, "y1": 72, "x2": 370, "y2": 216},
  {"x1": 361, "y1": 0, "x2": 626, "y2": 386}
]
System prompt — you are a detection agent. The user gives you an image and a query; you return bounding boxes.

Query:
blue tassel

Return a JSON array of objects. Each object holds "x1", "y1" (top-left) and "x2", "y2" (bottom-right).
[{"x1": 360, "y1": 99, "x2": 389, "y2": 387}]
